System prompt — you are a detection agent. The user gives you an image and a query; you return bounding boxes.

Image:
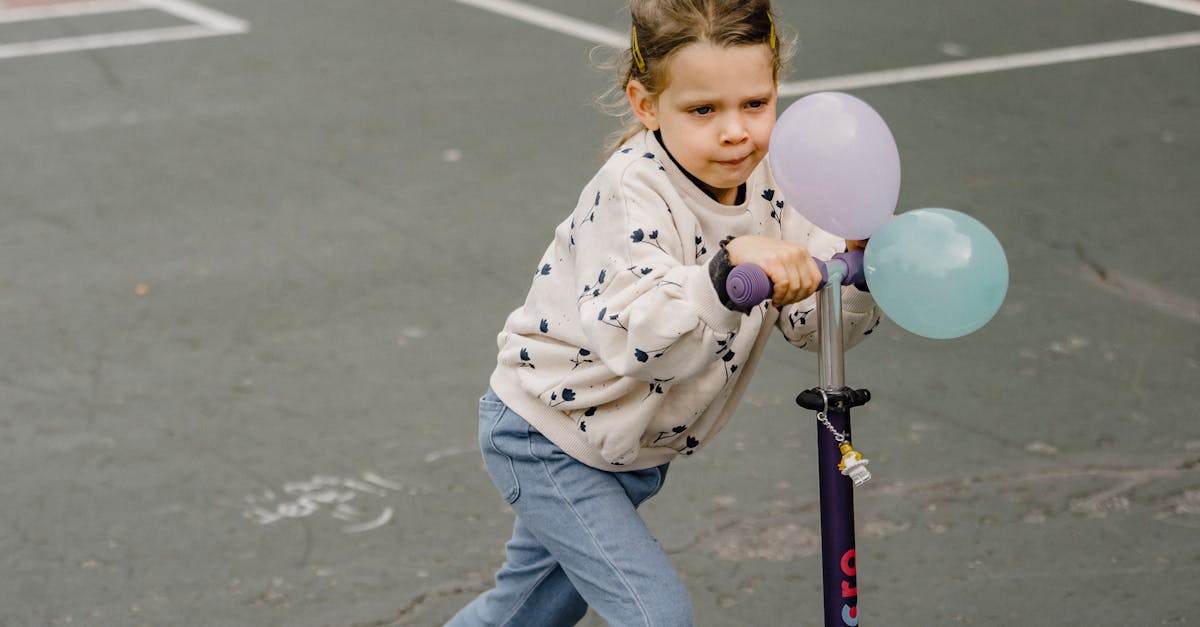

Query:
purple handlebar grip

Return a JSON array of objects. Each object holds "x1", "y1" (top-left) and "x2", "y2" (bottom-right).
[
  {"x1": 727, "y1": 264, "x2": 773, "y2": 309},
  {"x1": 833, "y1": 249, "x2": 868, "y2": 292},
  {"x1": 725, "y1": 250, "x2": 868, "y2": 309}
]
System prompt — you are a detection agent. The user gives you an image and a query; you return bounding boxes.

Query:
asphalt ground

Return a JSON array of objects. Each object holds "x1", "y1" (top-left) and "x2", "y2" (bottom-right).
[{"x1": 1, "y1": 0, "x2": 1198, "y2": 625}]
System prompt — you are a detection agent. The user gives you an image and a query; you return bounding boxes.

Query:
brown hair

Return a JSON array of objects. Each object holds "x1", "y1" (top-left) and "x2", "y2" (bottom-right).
[{"x1": 599, "y1": 0, "x2": 794, "y2": 151}]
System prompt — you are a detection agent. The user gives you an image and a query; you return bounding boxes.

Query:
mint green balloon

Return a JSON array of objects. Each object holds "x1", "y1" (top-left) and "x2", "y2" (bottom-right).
[{"x1": 864, "y1": 208, "x2": 1008, "y2": 339}]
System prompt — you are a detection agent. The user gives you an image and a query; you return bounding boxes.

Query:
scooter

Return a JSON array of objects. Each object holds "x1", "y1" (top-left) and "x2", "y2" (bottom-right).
[{"x1": 728, "y1": 251, "x2": 870, "y2": 627}]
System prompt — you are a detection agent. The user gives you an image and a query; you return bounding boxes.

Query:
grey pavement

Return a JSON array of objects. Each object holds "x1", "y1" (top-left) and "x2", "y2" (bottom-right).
[{"x1": 1, "y1": 1, "x2": 1197, "y2": 625}]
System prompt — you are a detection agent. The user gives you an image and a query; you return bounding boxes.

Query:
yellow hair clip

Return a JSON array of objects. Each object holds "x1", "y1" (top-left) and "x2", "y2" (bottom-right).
[
  {"x1": 631, "y1": 25, "x2": 647, "y2": 73},
  {"x1": 768, "y1": 13, "x2": 777, "y2": 50}
]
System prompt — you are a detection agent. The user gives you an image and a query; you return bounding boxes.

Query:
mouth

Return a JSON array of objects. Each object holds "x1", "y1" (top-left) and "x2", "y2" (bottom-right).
[{"x1": 716, "y1": 154, "x2": 751, "y2": 168}]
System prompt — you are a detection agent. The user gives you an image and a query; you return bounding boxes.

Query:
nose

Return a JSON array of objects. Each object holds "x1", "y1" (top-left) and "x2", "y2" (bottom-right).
[{"x1": 719, "y1": 113, "x2": 749, "y2": 145}]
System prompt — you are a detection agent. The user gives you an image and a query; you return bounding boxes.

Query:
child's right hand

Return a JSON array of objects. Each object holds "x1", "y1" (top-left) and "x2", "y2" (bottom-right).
[{"x1": 724, "y1": 236, "x2": 822, "y2": 306}]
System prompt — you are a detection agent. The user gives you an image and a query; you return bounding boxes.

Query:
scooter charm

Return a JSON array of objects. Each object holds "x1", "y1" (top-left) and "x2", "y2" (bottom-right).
[{"x1": 837, "y1": 442, "x2": 871, "y2": 487}]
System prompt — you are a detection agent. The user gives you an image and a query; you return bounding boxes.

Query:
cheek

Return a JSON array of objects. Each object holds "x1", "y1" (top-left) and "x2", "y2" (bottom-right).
[
  {"x1": 753, "y1": 119, "x2": 775, "y2": 151},
  {"x1": 664, "y1": 131, "x2": 703, "y2": 161}
]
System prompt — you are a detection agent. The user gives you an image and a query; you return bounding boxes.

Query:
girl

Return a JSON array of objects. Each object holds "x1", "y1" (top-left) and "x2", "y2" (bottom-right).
[{"x1": 448, "y1": 1, "x2": 879, "y2": 625}]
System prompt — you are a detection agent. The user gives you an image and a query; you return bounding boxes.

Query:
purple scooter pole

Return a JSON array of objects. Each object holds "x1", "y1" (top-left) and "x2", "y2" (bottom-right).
[{"x1": 727, "y1": 250, "x2": 871, "y2": 627}]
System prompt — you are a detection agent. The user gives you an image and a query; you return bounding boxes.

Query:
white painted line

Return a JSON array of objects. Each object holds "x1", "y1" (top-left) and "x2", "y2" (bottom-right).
[
  {"x1": 1126, "y1": 0, "x2": 1200, "y2": 16},
  {"x1": 0, "y1": 24, "x2": 226, "y2": 60},
  {"x1": 456, "y1": 2, "x2": 1200, "y2": 95},
  {"x1": 452, "y1": 0, "x2": 625, "y2": 48},
  {"x1": 0, "y1": 0, "x2": 143, "y2": 25},
  {"x1": 137, "y1": 0, "x2": 248, "y2": 33},
  {"x1": 0, "y1": 0, "x2": 248, "y2": 61},
  {"x1": 779, "y1": 30, "x2": 1200, "y2": 97}
]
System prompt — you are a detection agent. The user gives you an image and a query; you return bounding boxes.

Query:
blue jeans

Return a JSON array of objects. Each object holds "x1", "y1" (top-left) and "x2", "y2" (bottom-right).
[{"x1": 445, "y1": 390, "x2": 691, "y2": 627}]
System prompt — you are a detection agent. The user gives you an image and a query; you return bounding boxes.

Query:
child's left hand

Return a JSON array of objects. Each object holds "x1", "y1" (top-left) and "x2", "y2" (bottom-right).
[{"x1": 846, "y1": 239, "x2": 868, "y2": 252}]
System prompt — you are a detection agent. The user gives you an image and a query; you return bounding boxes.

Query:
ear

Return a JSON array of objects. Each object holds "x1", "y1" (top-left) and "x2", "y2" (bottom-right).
[{"x1": 626, "y1": 79, "x2": 660, "y2": 131}]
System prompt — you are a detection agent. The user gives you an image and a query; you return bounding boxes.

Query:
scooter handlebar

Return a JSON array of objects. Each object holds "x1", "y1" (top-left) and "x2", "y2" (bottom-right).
[{"x1": 726, "y1": 250, "x2": 866, "y2": 309}]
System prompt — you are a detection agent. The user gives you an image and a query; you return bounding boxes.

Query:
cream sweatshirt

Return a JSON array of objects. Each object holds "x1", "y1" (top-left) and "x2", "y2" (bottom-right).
[{"x1": 490, "y1": 131, "x2": 880, "y2": 471}]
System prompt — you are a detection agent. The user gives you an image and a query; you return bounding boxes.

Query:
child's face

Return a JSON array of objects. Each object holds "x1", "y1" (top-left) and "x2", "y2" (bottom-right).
[{"x1": 631, "y1": 42, "x2": 777, "y2": 205}]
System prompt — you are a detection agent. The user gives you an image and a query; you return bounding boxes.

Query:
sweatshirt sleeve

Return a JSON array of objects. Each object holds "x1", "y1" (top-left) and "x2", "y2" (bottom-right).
[
  {"x1": 572, "y1": 162, "x2": 746, "y2": 382},
  {"x1": 777, "y1": 286, "x2": 881, "y2": 352},
  {"x1": 774, "y1": 202, "x2": 882, "y2": 352}
]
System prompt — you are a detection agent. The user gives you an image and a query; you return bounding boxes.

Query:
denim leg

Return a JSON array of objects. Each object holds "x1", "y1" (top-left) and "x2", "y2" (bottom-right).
[
  {"x1": 449, "y1": 391, "x2": 690, "y2": 627},
  {"x1": 445, "y1": 393, "x2": 590, "y2": 627},
  {"x1": 513, "y1": 428, "x2": 690, "y2": 627},
  {"x1": 445, "y1": 516, "x2": 587, "y2": 627}
]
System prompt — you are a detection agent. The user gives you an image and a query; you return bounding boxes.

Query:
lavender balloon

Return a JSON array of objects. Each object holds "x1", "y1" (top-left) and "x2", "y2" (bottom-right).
[{"x1": 768, "y1": 92, "x2": 901, "y2": 240}]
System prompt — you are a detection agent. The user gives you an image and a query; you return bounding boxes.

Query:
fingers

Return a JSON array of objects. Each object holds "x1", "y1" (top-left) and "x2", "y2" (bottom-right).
[
  {"x1": 794, "y1": 256, "x2": 822, "y2": 303},
  {"x1": 725, "y1": 236, "x2": 824, "y2": 306},
  {"x1": 807, "y1": 257, "x2": 823, "y2": 294},
  {"x1": 769, "y1": 260, "x2": 798, "y2": 306},
  {"x1": 770, "y1": 253, "x2": 820, "y2": 306}
]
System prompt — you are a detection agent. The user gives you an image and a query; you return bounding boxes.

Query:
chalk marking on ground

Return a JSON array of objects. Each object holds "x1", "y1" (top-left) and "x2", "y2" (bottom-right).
[{"x1": 241, "y1": 472, "x2": 403, "y2": 533}]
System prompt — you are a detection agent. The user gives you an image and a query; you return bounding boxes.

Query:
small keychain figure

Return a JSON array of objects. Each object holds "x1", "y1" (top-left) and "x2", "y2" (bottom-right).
[
  {"x1": 818, "y1": 407, "x2": 873, "y2": 487},
  {"x1": 837, "y1": 441, "x2": 872, "y2": 487}
]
